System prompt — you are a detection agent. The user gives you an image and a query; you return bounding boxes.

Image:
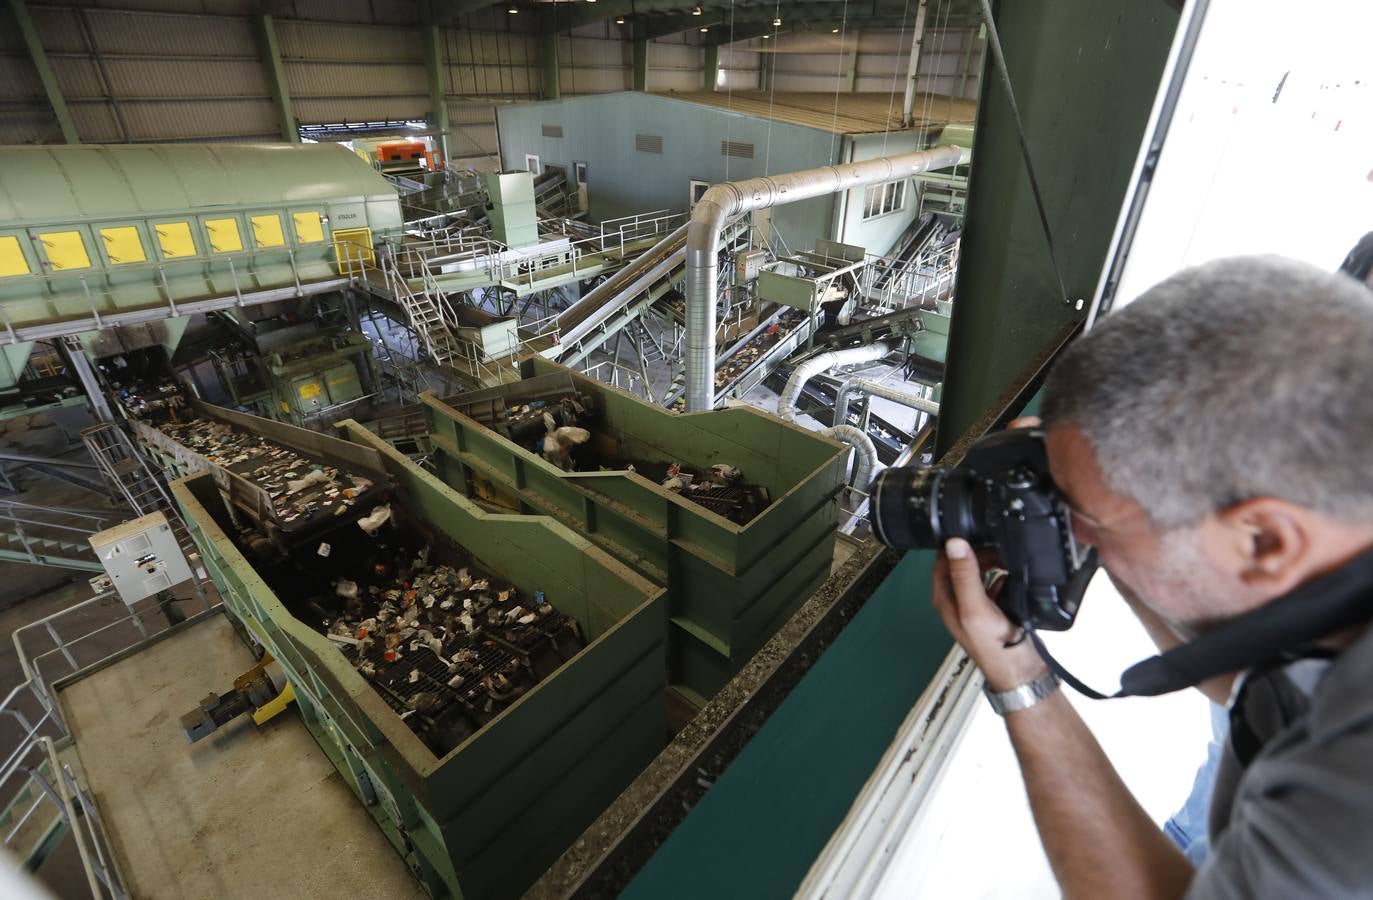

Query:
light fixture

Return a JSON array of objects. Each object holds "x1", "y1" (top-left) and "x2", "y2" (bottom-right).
[
  {"x1": 831, "y1": 27, "x2": 839, "y2": 32},
  {"x1": 699, "y1": 25, "x2": 708, "y2": 31},
  {"x1": 691, "y1": 5, "x2": 702, "y2": 14},
  {"x1": 507, "y1": 4, "x2": 517, "y2": 11},
  {"x1": 762, "y1": 33, "x2": 770, "y2": 38},
  {"x1": 615, "y1": 15, "x2": 625, "y2": 22},
  {"x1": 772, "y1": 16, "x2": 781, "y2": 26}
]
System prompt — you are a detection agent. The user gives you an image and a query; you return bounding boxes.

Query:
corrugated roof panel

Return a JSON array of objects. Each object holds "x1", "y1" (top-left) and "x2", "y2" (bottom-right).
[
  {"x1": 28, "y1": 6, "x2": 84, "y2": 54},
  {"x1": 116, "y1": 98, "x2": 277, "y2": 141},
  {"x1": 0, "y1": 56, "x2": 42, "y2": 101},
  {"x1": 284, "y1": 61, "x2": 426, "y2": 99},
  {"x1": 81, "y1": 8, "x2": 257, "y2": 57},
  {"x1": 276, "y1": 19, "x2": 422, "y2": 62},
  {"x1": 101, "y1": 58, "x2": 270, "y2": 99},
  {"x1": 0, "y1": 112, "x2": 58, "y2": 146},
  {"x1": 69, "y1": 104, "x2": 122, "y2": 143},
  {"x1": 292, "y1": 96, "x2": 430, "y2": 124},
  {"x1": 50, "y1": 57, "x2": 107, "y2": 101}
]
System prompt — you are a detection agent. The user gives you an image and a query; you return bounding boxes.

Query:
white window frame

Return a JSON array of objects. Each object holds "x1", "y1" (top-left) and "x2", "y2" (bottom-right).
[{"x1": 861, "y1": 179, "x2": 908, "y2": 221}]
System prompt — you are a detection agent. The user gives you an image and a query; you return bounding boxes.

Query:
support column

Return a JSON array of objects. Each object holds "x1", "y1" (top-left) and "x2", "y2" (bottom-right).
[
  {"x1": 704, "y1": 44, "x2": 720, "y2": 92},
  {"x1": 8, "y1": 0, "x2": 78, "y2": 143},
  {"x1": 541, "y1": 32, "x2": 561, "y2": 100},
  {"x1": 254, "y1": 10, "x2": 298, "y2": 142},
  {"x1": 844, "y1": 30, "x2": 861, "y2": 93},
  {"x1": 632, "y1": 37, "x2": 649, "y2": 91},
  {"x1": 61, "y1": 338, "x2": 114, "y2": 424},
  {"x1": 423, "y1": 24, "x2": 451, "y2": 165},
  {"x1": 900, "y1": 0, "x2": 929, "y2": 126}
]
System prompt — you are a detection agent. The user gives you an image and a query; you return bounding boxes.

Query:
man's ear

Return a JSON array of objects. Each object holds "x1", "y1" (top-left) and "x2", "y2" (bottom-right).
[{"x1": 1216, "y1": 498, "x2": 1311, "y2": 594}]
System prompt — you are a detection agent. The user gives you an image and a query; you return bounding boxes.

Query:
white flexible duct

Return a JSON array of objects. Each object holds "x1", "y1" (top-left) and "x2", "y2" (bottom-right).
[
  {"x1": 824, "y1": 424, "x2": 881, "y2": 492},
  {"x1": 776, "y1": 343, "x2": 893, "y2": 423},
  {"x1": 833, "y1": 377, "x2": 940, "y2": 427},
  {"x1": 684, "y1": 144, "x2": 970, "y2": 411}
]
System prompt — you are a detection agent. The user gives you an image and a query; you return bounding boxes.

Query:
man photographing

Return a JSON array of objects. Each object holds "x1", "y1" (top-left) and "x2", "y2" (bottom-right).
[{"x1": 894, "y1": 256, "x2": 1373, "y2": 897}]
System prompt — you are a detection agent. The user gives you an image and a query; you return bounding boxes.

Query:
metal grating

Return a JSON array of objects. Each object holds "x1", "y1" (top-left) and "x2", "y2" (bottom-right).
[
  {"x1": 635, "y1": 133, "x2": 664, "y2": 154},
  {"x1": 541, "y1": 123, "x2": 564, "y2": 138},
  {"x1": 721, "y1": 140, "x2": 755, "y2": 159}
]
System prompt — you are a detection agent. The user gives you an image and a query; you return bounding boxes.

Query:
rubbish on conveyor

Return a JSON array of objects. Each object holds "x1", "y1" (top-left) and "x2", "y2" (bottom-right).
[
  {"x1": 357, "y1": 504, "x2": 392, "y2": 535},
  {"x1": 310, "y1": 540, "x2": 584, "y2": 757},
  {"x1": 157, "y1": 417, "x2": 374, "y2": 531}
]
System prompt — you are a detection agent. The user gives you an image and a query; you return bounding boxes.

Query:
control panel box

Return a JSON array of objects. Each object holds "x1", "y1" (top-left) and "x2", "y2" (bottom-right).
[
  {"x1": 734, "y1": 248, "x2": 768, "y2": 286},
  {"x1": 89, "y1": 512, "x2": 193, "y2": 605}
]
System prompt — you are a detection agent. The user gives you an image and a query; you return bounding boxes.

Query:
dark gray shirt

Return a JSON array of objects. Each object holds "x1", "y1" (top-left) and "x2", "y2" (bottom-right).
[{"x1": 1187, "y1": 624, "x2": 1373, "y2": 898}]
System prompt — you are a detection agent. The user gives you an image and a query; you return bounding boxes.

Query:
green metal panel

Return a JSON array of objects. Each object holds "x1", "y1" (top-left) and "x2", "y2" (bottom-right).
[
  {"x1": 172, "y1": 423, "x2": 666, "y2": 900},
  {"x1": 0, "y1": 342, "x2": 34, "y2": 391},
  {"x1": 703, "y1": 44, "x2": 719, "y2": 92},
  {"x1": 484, "y1": 171, "x2": 539, "y2": 248},
  {"x1": 541, "y1": 32, "x2": 560, "y2": 100},
  {"x1": 421, "y1": 357, "x2": 848, "y2": 702},
  {"x1": 632, "y1": 39, "x2": 648, "y2": 91},
  {"x1": 757, "y1": 270, "x2": 819, "y2": 310},
  {"x1": 622, "y1": 550, "x2": 954, "y2": 898},
  {"x1": 423, "y1": 24, "x2": 452, "y2": 164},
  {"x1": 936, "y1": 0, "x2": 1179, "y2": 456}
]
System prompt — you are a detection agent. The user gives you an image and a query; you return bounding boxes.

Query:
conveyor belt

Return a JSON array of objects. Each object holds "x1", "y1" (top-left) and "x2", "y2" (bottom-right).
[{"x1": 763, "y1": 367, "x2": 914, "y2": 465}]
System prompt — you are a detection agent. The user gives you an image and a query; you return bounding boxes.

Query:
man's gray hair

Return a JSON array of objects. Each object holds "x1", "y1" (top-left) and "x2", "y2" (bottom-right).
[{"x1": 1041, "y1": 255, "x2": 1373, "y2": 528}]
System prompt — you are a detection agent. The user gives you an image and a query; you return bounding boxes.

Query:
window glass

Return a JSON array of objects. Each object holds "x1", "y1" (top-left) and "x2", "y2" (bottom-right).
[
  {"x1": 205, "y1": 218, "x2": 243, "y2": 253},
  {"x1": 0, "y1": 236, "x2": 30, "y2": 277},
  {"x1": 250, "y1": 214, "x2": 286, "y2": 248},
  {"x1": 99, "y1": 226, "x2": 147, "y2": 265},
  {"x1": 39, "y1": 231, "x2": 91, "y2": 271},
  {"x1": 155, "y1": 222, "x2": 197, "y2": 259}
]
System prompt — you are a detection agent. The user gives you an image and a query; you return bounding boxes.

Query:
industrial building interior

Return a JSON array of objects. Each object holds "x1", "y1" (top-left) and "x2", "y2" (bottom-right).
[{"x1": 0, "y1": 0, "x2": 1367, "y2": 897}]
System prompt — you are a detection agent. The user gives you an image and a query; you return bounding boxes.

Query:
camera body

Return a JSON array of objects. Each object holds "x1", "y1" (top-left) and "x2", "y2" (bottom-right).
[{"x1": 870, "y1": 428, "x2": 1095, "y2": 631}]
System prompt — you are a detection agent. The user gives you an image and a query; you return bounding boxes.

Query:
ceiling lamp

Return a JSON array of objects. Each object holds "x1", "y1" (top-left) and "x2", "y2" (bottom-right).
[
  {"x1": 691, "y1": 5, "x2": 702, "y2": 14},
  {"x1": 507, "y1": 4, "x2": 517, "y2": 11},
  {"x1": 699, "y1": 25, "x2": 708, "y2": 31},
  {"x1": 772, "y1": 16, "x2": 782, "y2": 26},
  {"x1": 762, "y1": 33, "x2": 770, "y2": 38},
  {"x1": 831, "y1": 27, "x2": 839, "y2": 32},
  {"x1": 616, "y1": 15, "x2": 625, "y2": 22}
]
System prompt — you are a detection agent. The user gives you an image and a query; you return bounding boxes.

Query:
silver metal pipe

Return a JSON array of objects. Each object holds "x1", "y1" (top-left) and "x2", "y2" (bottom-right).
[
  {"x1": 825, "y1": 424, "x2": 880, "y2": 492},
  {"x1": 833, "y1": 377, "x2": 940, "y2": 427},
  {"x1": 776, "y1": 343, "x2": 893, "y2": 423},
  {"x1": 685, "y1": 144, "x2": 968, "y2": 411}
]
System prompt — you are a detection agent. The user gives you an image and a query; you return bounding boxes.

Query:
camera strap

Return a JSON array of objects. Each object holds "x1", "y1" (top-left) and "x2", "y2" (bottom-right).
[{"x1": 1024, "y1": 546, "x2": 1373, "y2": 700}]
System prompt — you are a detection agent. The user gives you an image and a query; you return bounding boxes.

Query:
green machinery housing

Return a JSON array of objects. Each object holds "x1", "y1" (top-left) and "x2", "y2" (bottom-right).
[
  {"x1": 210, "y1": 326, "x2": 379, "y2": 426},
  {"x1": 0, "y1": 143, "x2": 404, "y2": 345},
  {"x1": 169, "y1": 410, "x2": 666, "y2": 900},
  {"x1": 422, "y1": 357, "x2": 849, "y2": 705}
]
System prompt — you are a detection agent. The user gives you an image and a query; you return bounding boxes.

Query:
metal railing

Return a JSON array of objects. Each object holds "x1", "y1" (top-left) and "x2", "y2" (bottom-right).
[
  {"x1": 859, "y1": 242, "x2": 960, "y2": 311},
  {"x1": 0, "y1": 581, "x2": 223, "y2": 899},
  {"x1": 0, "y1": 501, "x2": 125, "y2": 570}
]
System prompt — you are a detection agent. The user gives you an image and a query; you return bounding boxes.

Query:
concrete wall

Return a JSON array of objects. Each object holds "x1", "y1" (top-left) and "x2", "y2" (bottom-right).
[{"x1": 497, "y1": 91, "x2": 840, "y2": 250}]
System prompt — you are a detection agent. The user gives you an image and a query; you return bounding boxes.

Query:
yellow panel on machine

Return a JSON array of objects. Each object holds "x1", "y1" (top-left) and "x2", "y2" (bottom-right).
[
  {"x1": 250, "y1": 213, "x2": 286, "y2": 248},
  {"x1": 155, "y1": 222, "x2": 197, "y2": 259},
  {"x1": 0, "y1": 236, "x2": 29, "y2": 276},
  {"x1": 40, "y1": 230, "x2": 91, "y2": 270},
  {"x1": 99, "y1": 226, "x2": 147, "y2": 264}
]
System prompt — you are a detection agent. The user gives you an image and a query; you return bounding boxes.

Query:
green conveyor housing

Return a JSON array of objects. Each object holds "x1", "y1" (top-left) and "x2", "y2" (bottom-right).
[
  {"x1": 172, "y1": 422, "x2": 667, "y2": 900},
  {"x1": 0, "y1": 143, "x2": 402, "y2": 342},
  {"x1": 422, "y1": 357, "x2": 849, "y2": 704}
]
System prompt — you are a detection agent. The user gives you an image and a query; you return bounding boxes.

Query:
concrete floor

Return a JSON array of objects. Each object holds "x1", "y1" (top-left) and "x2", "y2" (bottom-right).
[{"x1": 59, "y1": 613, "x2": 424, "y2": 900}]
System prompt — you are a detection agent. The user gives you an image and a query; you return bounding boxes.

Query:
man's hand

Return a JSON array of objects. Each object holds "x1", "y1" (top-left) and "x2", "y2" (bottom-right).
[{"x1": 932, "y1": 537, "x2": 1050, "y2": 692}]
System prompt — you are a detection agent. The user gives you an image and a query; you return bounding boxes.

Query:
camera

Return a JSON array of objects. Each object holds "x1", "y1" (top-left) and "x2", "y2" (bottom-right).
[{"x1": 869, "y1": 428, "x2": 1097, "y2": 631}]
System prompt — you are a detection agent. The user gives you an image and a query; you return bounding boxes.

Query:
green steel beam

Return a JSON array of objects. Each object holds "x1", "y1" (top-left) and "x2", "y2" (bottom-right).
[
  {"x1": 8, "y1": 0, "x2": 78, "y2": 144},
  {"x1": 423, "y1": 23, "x2": 451, "y2": 163},
  {"x1": 703, "y1": 43, "x2": 719, "y2": 92},
  {"x1": 541, "y1": 32, "x2": 560, "y2": 99},
  {"x1": 254, "y1": 10, "x2": 298, "y2": 142},
  {"x1": 632, "y1": 37, "x2": 649, "y2": 91},
  {"x1": 935, "y1": 0, "x2": 1180, "y2": 456}
]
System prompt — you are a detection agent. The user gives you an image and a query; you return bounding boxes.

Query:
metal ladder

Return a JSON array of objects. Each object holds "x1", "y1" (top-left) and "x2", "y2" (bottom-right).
[{"x1": 381, "y1": 255, "x2": 463, "y2": 368}]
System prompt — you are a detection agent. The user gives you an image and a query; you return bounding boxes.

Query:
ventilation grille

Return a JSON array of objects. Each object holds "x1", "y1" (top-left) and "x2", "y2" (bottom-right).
[
  {"x1": 635, "y1": 133, "x2": 664, "y2": 153},
  {"x1": 721, "y1": 140, "x2": 755, "y2": 159},
  {"x1": 541, "y1": 123, "x2": 564, "y2": 138}
]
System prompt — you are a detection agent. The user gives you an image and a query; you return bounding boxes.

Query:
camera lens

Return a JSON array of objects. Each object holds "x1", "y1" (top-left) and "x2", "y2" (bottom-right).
[{"x1": 869, "y1": 465, "x2": 980, "y2": 550}]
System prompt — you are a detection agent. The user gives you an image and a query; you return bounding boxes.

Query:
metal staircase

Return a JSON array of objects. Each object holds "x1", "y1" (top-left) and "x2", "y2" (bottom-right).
[{"x1": 79, "y1": 423, "x2": 198, "y2": 561}]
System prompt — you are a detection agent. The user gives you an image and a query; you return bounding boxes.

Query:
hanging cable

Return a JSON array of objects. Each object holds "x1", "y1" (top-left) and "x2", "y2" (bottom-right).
[
  {"x1": 828, "y1": 0, "x2": 850, "y2": 161},
  {"x1": 880, "y1": 0, "x2": 914, "y2": 156}
]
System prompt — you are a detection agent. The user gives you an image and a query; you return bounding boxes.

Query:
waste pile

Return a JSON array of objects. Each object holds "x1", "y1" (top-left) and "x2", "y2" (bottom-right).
[
  {"x1": 713, "y1": 310, "x2": 807, "y2": 392},
  {"x1": 112, "y1": 376, "x2": 186, "y2": 421},
  {"x1": 158, "y1": 418, "x2": 375, "y2": 528},
  {"x1": 313, "y1": 538, "x2": 584, "y2": 757},
  {"x1": 458, "y1": 382, "x2": 774, "y2": 524}
]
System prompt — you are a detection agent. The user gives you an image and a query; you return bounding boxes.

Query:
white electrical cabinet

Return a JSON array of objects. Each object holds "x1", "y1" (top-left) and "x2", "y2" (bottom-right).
[{"x1": 89, "y1": 512, "x2": 193, "y2": 606}]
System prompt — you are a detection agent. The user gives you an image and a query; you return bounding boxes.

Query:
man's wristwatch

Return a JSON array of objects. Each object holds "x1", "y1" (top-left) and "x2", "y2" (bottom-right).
[{"x1": 984, "y1": 671, "x2": 1061, "y2": 716}]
